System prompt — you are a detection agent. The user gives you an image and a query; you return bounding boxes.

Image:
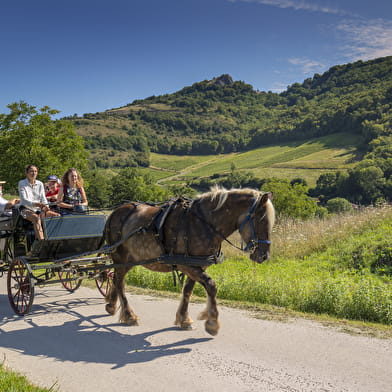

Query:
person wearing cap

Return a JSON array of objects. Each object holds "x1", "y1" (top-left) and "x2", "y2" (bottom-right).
[
  {"x1": 45, "y1": 175, "x2": 60, "y2": 202},
  {"x1": 0, "y1": 181, "x2": 19, "y2": 216},
  {"x1": 18, "y1": 165, "x2": 60, "y2": 240}
]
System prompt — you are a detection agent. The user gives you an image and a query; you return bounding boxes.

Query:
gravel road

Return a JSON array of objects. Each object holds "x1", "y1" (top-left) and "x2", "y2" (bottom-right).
[{"x1": 0, "y1": 278, "x2": 391, "y2": 392}]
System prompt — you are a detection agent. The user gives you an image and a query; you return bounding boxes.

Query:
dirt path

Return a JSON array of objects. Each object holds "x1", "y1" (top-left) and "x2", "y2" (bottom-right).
[{"x1": 0, "y1": 278, "x2": 391, "y2": 392}]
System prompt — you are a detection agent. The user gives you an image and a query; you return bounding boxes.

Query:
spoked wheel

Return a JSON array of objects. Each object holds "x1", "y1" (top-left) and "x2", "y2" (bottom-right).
[
  {"x1": 58, "y1": 268, "x2": 82, "y2": 292},
  {"x1": 95, "y1": 269, "x2": 114, "y2": 297},
  {"x1": 7, "y1": 257, "x2": 35, "y2": 315}
]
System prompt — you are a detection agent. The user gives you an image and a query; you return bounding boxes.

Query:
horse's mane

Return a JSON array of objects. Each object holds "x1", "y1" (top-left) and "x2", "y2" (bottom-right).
[{"x1": 197, "y1": 186, "x2": 275, "y2": 230}]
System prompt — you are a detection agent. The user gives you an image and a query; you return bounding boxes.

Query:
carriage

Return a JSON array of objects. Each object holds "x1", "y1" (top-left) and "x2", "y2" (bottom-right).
[
  {"x1": 0, "y1": 208, "x2": 113, "y2": 315},
  {"x1": 1, "y1": 188, "x2": 275, "y2": 336}
]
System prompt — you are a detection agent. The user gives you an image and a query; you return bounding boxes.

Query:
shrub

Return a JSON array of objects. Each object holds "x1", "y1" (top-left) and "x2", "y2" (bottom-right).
[{"x1": 326, "y1": 197, "x2": 353, "y2": 213}]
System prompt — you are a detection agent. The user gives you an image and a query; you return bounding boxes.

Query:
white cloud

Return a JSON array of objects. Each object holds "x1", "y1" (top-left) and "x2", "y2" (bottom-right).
[
  {"x1": 228, "y1": 0, "x2": 349, "y2": 15},
  {"x1": 288, "y1": 58, "x2": 326, "y2": 74},
  {"x1": 336, "y1": 18, "x2": 392, "y2": 61}
]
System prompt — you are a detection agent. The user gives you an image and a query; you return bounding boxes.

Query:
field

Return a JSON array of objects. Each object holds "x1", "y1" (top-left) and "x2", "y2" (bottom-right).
[
  {"x1": 145, "y1": 132, "x2": 360, "y2": 187},
  {"x1": 125, "y1": 205, "x2": 392, "y2": 326}
]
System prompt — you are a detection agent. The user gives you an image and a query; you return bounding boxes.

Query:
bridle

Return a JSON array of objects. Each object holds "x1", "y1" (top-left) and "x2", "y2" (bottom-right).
[
  {"x1": 238, "y1": 196, "x2": 271, "y2": 252},
  {"x1": 188, "y1": 195, "x2": 271, "y2": 255}
]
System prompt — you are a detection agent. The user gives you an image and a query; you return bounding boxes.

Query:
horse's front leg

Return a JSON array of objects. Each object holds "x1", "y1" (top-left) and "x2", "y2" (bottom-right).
[
  {"x1": 182, "y1": 267, "x2": 220, "y2": 336},
  {"x1": 197, "y1": 272, "x2": 220, "y2": 336},
  {"x1": 175, "y1": 277, "x2": 196, "y2": 330}
]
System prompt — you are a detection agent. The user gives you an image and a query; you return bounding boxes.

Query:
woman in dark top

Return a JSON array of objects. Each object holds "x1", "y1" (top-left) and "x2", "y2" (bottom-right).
[{"x1": 57, "y1": 168, "x2": 88, "y2": 214}]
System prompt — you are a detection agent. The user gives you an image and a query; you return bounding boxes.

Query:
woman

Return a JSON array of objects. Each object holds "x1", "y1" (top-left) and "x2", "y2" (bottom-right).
[
  {"x1": 18, "y1": 165, "x2": 60, "y2": 240},
  {"x1": 57, "y1": 168, "x2": 88, "y2": 214}
]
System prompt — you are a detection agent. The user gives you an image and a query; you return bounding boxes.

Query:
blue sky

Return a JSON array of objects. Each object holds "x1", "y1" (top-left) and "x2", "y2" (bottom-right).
[{"x1": 1, "y1": 0, "x2": 391, "y2": 118}]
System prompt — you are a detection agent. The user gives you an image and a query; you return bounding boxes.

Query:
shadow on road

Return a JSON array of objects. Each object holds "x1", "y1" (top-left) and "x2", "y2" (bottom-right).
[{"x1": 0, "y1": 292, "x2": 212, "y2": 369}]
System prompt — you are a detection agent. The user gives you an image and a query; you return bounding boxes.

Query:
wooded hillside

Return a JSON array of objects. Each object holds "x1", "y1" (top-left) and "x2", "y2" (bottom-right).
[{"x1": 70, "y1": 56, "x2": 391, "y2": 169}]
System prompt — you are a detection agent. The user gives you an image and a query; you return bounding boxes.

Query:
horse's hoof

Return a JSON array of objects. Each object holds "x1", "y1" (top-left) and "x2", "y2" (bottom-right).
[
  {"x1": 205, "y1": 320, "x2": 219, "y2": 336},
  {"x1": 105, "y1": 304, "x2": 116, "y2": 315},
  {"x1": 179, "y1": 323, "x2": 194, "y2": 331},
  {"x1": 126, "y1": 319, "x2": 139, "y2": 326},
  {"x1": 121, "y1": 315, "x2": 139, "y2": 326}
]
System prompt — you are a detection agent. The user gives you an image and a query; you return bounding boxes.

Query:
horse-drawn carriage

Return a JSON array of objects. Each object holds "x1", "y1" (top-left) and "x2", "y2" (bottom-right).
[
  {"x1": 0, "y1": 208, "x2": 113, "y2": 315},
  {"x1": 1, "y1": 188, "x2": 275, "y2": 336}
]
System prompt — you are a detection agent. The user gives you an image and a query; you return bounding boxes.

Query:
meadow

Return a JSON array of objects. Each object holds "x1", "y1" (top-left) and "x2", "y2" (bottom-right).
[
  {"x1": 125, "y1": 205, "x2": 392, "y2": 326},
  {"x1": 145, "y1": 132, "x2": 359, "y2": 187}
]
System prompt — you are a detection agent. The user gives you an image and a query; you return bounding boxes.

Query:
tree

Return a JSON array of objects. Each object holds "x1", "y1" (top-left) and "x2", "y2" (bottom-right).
[
  {"x1": 262, "y1": 178, "x2": 323, "y2": 219},
  {"x1": 344, "y1": 166, "x2": 386, "y2": 204},
  {"x1": 84, "y1": 170, "x2": 113, "y2": 208},
  {"x1": 109, "y1": 167, "x2": 169, "y2": 205},
  {"x1": 0, "y1": 101, "x2": 88, "y2": 191}
]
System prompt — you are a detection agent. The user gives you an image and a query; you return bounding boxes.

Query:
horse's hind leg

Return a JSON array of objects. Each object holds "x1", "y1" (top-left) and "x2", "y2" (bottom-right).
[
  {"x1": 106, "y1": 266, "x2": 139, "y2": 326},
  {"x1": 105, "y1": 279, "x2": 118, "y2": 315},
  {"x1": 175, "y1": 277, "x2": 195, "y2": 330}
]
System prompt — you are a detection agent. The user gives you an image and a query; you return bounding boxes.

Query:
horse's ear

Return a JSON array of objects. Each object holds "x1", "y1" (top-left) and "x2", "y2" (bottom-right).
[{"x1": 260, "y1": 192, "x2": 273, "y2": 205}]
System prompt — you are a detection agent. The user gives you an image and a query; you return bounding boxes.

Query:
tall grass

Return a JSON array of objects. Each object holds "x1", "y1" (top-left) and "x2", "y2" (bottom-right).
[{"x1": 126, "y1": 205, "x2": 392, "y2": 325}]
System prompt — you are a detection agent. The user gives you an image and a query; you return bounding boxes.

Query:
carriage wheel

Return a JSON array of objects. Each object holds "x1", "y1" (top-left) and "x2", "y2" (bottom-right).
[
  {"x1": 7, "y1": 257, "x2": 35, "y2": 315},
  {"x1": 58, "y1": 268, "x2": 82, "y2": 292},
  {"x1": 95, "y1": 269, "x2": 114, "y2": 297}
]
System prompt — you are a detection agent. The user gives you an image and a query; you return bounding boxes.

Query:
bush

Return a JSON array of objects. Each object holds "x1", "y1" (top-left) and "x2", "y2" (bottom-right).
[{"x1": 326, "y1": 197, "x2": 353, "y2": 213}]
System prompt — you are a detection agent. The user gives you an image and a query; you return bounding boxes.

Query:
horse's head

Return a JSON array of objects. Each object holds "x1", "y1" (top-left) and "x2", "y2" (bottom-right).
[{"x1": 238, "y1": 192, "x2": 275, "y2": 263}]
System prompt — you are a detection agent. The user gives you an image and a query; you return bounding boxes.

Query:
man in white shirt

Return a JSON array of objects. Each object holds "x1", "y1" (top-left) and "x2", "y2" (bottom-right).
[{"x1": 18, "y1": 165, "x2": 59, "y2": 240}]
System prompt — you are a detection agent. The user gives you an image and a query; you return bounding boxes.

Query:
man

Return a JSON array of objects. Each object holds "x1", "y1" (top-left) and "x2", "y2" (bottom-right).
[
  {"x1": 18, "y1": 165, "x2": 60, "y2": 240},
  {"x1": 0, "y1": 181, "x2": 19, "y2": 216}
]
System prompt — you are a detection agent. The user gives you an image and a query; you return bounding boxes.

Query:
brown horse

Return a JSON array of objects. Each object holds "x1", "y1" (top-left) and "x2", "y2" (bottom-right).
[{"x1": 103, "y1": 187, "x2": 275, "y2": 336}]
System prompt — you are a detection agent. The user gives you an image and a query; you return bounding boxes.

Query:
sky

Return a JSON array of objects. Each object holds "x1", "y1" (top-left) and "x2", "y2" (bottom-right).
[{"x1": 1, "y1": 0, "x2": 391, "y2": 118}]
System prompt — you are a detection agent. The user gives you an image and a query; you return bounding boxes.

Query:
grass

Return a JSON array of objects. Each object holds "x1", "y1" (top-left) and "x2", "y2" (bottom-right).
[
  {"x1": 0, "y1": 363, "x2": 58, "y2": 392},
  {"x1": 125, "y1": 205, "x2": 392, "y2": 326},
  {"x1": 148, "y1": 132, "x2": 360, "y2": 187}
]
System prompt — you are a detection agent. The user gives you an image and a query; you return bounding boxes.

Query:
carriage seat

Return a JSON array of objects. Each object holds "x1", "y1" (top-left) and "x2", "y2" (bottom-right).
[{"x1": 34, "y1": 214, "x2": 107, "y2": 260}]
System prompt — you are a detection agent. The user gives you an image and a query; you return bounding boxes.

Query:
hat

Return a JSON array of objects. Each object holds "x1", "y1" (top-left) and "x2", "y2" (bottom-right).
[{"x1": 47, "y1": 175, "x2": 58, "y2": 182}]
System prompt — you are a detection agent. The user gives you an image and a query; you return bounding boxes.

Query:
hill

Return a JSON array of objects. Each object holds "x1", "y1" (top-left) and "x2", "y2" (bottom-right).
[
  {"x1": 142, "y1": 132, "x2": 360, "y2": 188},
  {"x1": 69, "y1": 56, "x2": 391, "y2": 171}
]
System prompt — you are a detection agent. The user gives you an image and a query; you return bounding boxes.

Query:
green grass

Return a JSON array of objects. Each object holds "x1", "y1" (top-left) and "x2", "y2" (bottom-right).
[
  {"x1": 0, "y1": 364, "x2": 58, "y2": 392},
  {"x1": 125, "y1": 205, "x2": 392, "y2": 326},
  {"x1": 150, "y1": 152, "x2": 216, "y2": 171},
  {"x1": 149, "y1": 133, "x2": 360, "y2": 187}
]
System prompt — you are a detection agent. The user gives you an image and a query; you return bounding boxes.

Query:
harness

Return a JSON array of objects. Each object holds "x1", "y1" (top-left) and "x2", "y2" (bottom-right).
[
  {"x1": 88, "y1": 195, "x2": 271, "y2": 270},
  {"x1": 238, "y1": 196, "x2": 272, "y2": 252}
]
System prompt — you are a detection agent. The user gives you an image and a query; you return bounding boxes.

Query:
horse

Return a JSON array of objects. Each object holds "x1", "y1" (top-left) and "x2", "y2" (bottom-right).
[{"x1": 103, "y1": 187, "x2": 275, "y2": 336}]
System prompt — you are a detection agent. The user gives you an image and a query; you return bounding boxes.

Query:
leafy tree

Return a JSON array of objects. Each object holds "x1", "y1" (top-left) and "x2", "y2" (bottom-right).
[
  {"x1": 0, "y1": 101, "x2": 88, "y2": 191},
  {"x1": 109, "y1": 167, "x2": 169, "y2": 205},
  {"x1": 262, "y1": 178, "x2": 323, "y2": 219},
  {"x1": 344, "y1": 166, "x2": 386, "y2": 204},
  {"x1": 84, "y1": 170, "x2": 113, "y2": 208}
]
